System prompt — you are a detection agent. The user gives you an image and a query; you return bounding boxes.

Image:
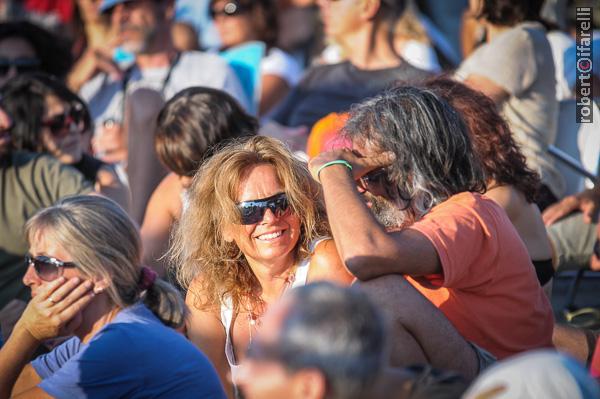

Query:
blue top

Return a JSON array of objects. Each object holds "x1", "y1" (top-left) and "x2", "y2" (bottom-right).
[{"x1": 32, "y1": 303, "x2": 226, "y2": 399}]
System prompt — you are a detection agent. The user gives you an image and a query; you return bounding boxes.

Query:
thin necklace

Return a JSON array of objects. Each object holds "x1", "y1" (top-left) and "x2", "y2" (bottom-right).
[{"x1": 247, "y1": 269, "x2": 296, "y2": 343}]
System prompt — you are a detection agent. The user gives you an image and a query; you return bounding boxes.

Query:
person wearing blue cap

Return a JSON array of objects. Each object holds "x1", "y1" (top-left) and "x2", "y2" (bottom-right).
[{"x1": 70, "y1": 0, "x2": 250, "y2": 163}]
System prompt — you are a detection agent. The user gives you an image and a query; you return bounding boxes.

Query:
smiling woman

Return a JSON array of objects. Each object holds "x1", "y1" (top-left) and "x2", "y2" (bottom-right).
[{"x1": 170, "y1": 135, "x2": 353, "y2": 397}]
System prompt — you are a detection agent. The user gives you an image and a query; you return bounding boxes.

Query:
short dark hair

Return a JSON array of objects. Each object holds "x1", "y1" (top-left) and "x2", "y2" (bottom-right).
[
  {"x1": 424, "y1": 77, "x2": 541, "y2": 203},
  {"x1": 154, "y1": 86, "x2": 258, "y2": 177},
  {"x1": 344, "y1": 86, "x2": 486, "y2": 218},
  {"x1": 0, "y1": 73, "x2": 92, "y2": 152},
  {"x1": 476, "y1": 0, "x2": 545, "y2": 26},
  {"x1": 278, "y1": 282, "x2": 386, "y2": 399},
  {"x1": 0, "y1": 21, "x2": 72, "y2": 80}
]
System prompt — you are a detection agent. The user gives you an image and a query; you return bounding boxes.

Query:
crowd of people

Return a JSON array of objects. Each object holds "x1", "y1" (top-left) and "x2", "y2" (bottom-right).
[{"x1": 0, "y1": 0, "x2": 600, "y2": 398}]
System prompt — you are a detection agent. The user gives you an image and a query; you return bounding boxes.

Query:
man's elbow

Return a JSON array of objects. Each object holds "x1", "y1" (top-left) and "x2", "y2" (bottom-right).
[{"x1": 343, "y1": 254, "x2": 381, "y2": 281}]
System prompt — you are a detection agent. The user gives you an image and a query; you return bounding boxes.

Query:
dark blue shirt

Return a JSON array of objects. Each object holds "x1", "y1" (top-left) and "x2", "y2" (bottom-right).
[{"x1": 32, "y1": 303, "x2": 226, "y2": 398}]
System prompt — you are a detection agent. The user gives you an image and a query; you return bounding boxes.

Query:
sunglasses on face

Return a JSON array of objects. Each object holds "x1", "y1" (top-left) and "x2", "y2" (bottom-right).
[
  {"x1": 237, "y1": 192, "x2": 290, "y2": 225},
  {"x1": 209, "y1": 1, "x2": 252, "y2": 18},
  {"x1": 357, "y1": 168, "x2": 388, "y2": 191},
  {"x1": 25, "y1": 254, "x2": 78, "y2": 282},
  {"x1": 42, "y1": 106, "x2": 86, "y2": 138},
  {"x1": 0, "y1": 57, "x2": 40, "y2": 76}
]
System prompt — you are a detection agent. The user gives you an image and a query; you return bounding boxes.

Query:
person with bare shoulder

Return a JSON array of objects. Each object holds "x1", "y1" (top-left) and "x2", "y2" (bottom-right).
[
  {"x1": 141, "y1": 87, "x2": 257, "y2": 275},
  {"x1": 456, "y1": 0, "x2": 562, "y2": 210},
  {"x1": 170, "y1": 136, "x2": 353, "y2": 397}
]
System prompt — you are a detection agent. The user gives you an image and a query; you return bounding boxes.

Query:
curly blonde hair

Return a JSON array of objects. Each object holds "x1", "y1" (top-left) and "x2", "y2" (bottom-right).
[{"x1": 170, "y1": 136, "x2": 329, "y2": 312}]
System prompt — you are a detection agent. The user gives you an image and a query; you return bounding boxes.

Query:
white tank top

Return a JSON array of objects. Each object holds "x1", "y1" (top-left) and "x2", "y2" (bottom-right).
[{"x1": 220, "y1": 238, "x2": 326, "y2": 385}]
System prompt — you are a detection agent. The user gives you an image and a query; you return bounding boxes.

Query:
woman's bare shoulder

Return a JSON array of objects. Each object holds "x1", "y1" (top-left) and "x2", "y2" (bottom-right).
[{"x1": 307, "y1": 239, "x2": 354, "y2": 285}]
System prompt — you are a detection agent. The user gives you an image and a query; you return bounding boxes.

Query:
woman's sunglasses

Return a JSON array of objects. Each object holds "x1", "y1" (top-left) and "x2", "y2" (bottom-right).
[
  {"x1": 237, "y1": 192, "x2": 290, "y2": 225},
  {"x1": 209, "y1": 1, "x2": 252, "y2": 18},
  {"x1": 25, "y1": 254, "x2": 77, "y2": 282},
  {"x1": 0, "y1": 57, "x2": 40, "y2": 76},
  {"x1": 41, "y1": 106, "x2": 86, "y2": 138}
]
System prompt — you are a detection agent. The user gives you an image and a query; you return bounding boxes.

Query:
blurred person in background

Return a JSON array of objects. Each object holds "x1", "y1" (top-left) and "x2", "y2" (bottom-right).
[
  {"x1": 0, "y1": 73, "x2": 129, "y2": 211},
  {"x1": 238, "y1": 282, "x2": 470, "y2": 399},
  {"x1": 544, "y1": 186, "x2": 600, "y2": 272},
  {"x1": 456, "y1": 0, "x2": 562, "y2": 211},
  {"x1": 262, "y1": 0, "x2": 431, "y2": 152},
  {"x1": 463, "y1": 350, "x2": 600, "y2": 399},
  {"x1": 0, "y1": 21, "x2": 72, "y2": 87},
  {"x1": 0, "y1": 102, "x2": 92, "y2": 344},
  {"x1": 210, "y1": 0, "x2": 303, "y2": 117},
  {"x1": 425, "y1": 78, "x2": 554, "y2": 292},
  {"x1": 69, "y1": 0, "x2": 249, "y2": 164},
  {"x1": 141, "y1": 87, "x2": 257, "y2": 275}
]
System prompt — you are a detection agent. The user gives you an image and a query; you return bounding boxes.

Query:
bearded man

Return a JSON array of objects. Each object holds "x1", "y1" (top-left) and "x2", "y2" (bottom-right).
[{"x1": 309, "y1": 86, "x2": 554, "y2": 363}]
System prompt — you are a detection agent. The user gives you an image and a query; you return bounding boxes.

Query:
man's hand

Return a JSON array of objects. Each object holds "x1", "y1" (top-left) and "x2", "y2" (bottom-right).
[
  {"x1": 591, "y1": 215, "x2": 600, "y2": 271},
  {"x1": 67, "y1": 48, "x2": 122, "y2": 93},
  {"x1": 542, "y1": 188, "x2": 600, "y2": 226},
  {"x1": 308, "y1": 148, "x2": 395, "y2": 182}
]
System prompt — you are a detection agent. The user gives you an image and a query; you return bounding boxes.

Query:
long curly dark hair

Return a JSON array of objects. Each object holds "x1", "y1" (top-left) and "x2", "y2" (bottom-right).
[{"x1": 425, "y1": 77, "x2": 540, "y2": 203}]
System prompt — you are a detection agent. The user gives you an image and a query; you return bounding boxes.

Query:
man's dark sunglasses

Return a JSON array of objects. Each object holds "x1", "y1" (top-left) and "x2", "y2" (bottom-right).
[
  {"x1": 237, "y1": 192, "x2": 290, "y2": 225},
  {"x1": 358, "y1": 168, "x2": 388, "y2": 191},
  {"x1": 209, "y1": 1, "x2": 252, "y2": 18},
  {"x1": 42, "y1": 105, "x2": 86, "y2": 137},
  {"x1": 25, "y1": 254, "x2": 78, "y2": 282},
  {"x1": 0, "y1": 57, "x2": 40, "y2": 76}
]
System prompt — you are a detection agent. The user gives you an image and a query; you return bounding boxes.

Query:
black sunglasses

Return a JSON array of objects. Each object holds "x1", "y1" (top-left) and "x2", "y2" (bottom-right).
[
  {"x1": 358, "y1": 168, "x2": 388, "y2": 191},
  {"x1": 0, "y1": 57, "x2": 40, "y2": 76},
  {"x1": 209, "y1": 1, "x2": 252, "y2": 18},
  {"x1": 237, "y1": 192, "x2": 290, "y2": 225},
  {"x1": 25, "y1": 254, "x2": 78, "y2": 282},
  {"x1": 42, "y1": 105, "x2": 86, "y2": 137}
]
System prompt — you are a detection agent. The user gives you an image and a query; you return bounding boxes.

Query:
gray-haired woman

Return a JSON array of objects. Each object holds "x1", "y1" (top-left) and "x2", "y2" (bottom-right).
[{"x1": 0, "y1": 195, "x2": 226, "y2": 398}]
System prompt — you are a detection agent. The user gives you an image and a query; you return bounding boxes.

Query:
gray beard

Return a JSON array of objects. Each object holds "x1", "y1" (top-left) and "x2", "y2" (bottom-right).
[
  {"x1": 365, "y1": 192, "x2": 412, "y2": 230},
  {"x1": 120, "y1": 25, "x2": 156, "y2": 55}
]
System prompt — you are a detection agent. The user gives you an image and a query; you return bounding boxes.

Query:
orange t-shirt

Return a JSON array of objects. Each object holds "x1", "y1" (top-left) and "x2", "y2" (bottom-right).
[{"x1": 407, "y1": 192, "x2": 554, "y2": 359}]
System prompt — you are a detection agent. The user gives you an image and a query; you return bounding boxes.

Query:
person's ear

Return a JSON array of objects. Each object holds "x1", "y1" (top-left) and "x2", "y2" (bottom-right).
[
  {"x1": 291, "y1": 368, "x2": 327, "y2": 399},
  {"x1": 360, "y1": 0, "x2": 381, "y2": 21},
  {"x1": 222, "y1": 225, "x2": 235, "y2": 243},
  {"x1": 92, "y1": 275, "x2": 111, "y2": 294}
]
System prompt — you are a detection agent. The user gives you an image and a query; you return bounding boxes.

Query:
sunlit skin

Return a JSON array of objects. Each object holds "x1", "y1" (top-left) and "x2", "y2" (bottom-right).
[
  {"x1": 316, "y1": 0, "x2": 363, "y2": 44},
  {"x1": 0, "y1": 107, "x2": 12, "y2": 155},
  {"x1": 0, "y1": 36, "x2": 38, "y2": 86},
  {"x1": 224, "y1": 164, "x2": 302, "y2": 282},
  {"x1": 40, "y1": 94, "x2": 86, "y2": 165}
]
